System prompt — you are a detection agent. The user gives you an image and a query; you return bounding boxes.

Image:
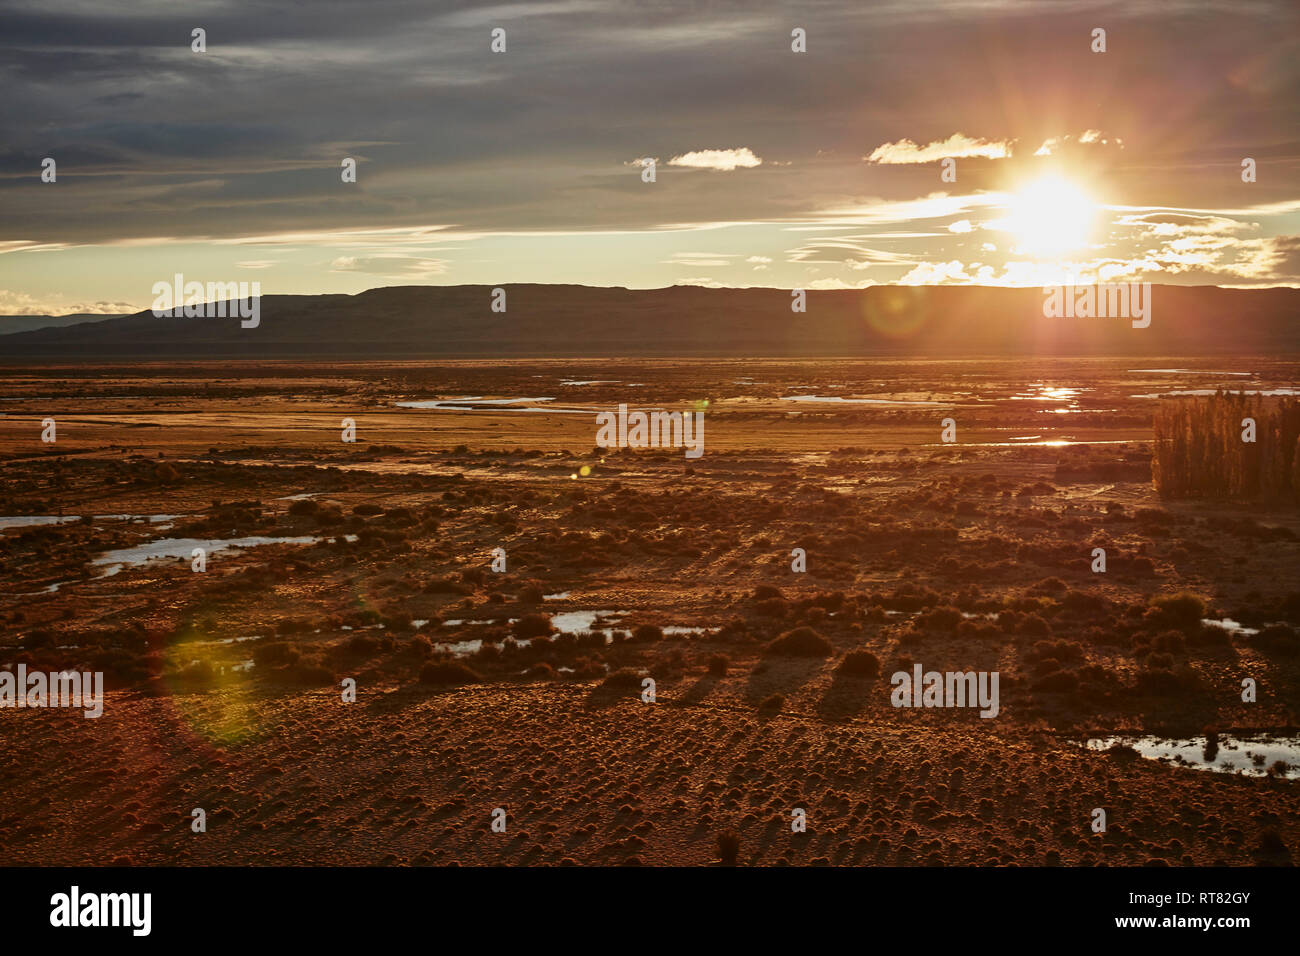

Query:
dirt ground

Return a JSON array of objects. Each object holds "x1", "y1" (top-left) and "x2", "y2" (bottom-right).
[{"x1": 1, "y1": 358, "x2": 1296, "y2": 865}]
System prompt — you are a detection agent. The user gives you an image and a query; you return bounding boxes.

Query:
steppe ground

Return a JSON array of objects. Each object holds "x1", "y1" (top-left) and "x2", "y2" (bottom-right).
[{"x1": 0, "y1": 358, "x2": 1296, "y2": 866}]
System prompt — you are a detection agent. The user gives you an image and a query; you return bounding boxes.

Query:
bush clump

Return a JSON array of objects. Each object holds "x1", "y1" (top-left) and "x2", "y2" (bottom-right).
[
  {"x1": 837, "y1": 648, "x2": 881, "y2": 677},
  {"x1": 1149, "y1": 592, "x2": 1207, "y2": 627},
  {"x1": 419, "y1": 661, "x2": 482, "y2": 685},
  {"x1": 513, "y1": 613, "x2": 554, "y2": 640},
  {"x1": 601, "y1": 667, "x2": 645, "y2": 690},
  {"x1": 764, "y1": 627, "x2": 833, "y2": 657}
]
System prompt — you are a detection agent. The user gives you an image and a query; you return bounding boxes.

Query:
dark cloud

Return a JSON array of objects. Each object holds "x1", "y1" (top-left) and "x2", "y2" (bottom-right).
[{"x1": 0, "y1": 0, "x2": 1296, "y2": 244}]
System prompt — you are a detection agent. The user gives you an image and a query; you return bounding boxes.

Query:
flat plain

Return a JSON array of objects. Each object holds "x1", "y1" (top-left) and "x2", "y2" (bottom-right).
[{"x1": 1, "y1": 357, "x2": 1297, "y2": 866}]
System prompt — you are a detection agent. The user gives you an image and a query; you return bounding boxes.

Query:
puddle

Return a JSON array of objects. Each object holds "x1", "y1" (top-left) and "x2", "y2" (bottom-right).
[
  {"x1": 1202, "y1": 617, "x2": 1260, "y2": 636},
  {"x1": 0, "y1": 514, "x2": 183, "y2": 531},
  {"x1": 435, "y1": 637, "x2": 532, "y2": 658},
  {"x1": 551, "y1": 609, "x2": 630, "y2": 634},
  {"x1": 1010, "y1": 385, "x2": 1086, "y2": 405},
  {"x1": 0, "y1": 516, "x2": 78, "y2": 530},
  {"x1": 924, "y1": 438, "x2": 1134, "y2": 448},
  {"x1": 560, "y1": 380, "x2": 620, "y2": 386},
  {"x1": 395, "y1": 396, "x2": 591, "y2": 414},
  {"x1": 1039, "y1": 408, "x2": 1117, "y2": 414},
  {"x1": 1081, "y1": 735, "x2": 1299, "y2": 778},
  {"x1": 1129, "y1": 369, "x2": 1252, "y2": 376},
  {"x1": 543, "y1": 592, "x2": 570, "y2": 600},
  {"x1": 439, "y1": 608, "x2": 706, "y2": 642},
  {"x1": 781, "y1": 395, "x2": 949, "y2": 406},
  {"x1": 92, "y1": 535, "x2": 324, "y2": 576}
]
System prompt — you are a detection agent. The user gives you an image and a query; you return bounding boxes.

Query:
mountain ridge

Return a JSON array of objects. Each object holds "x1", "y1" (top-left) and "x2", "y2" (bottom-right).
[{"x1": 0, "y1": 284, "x2": 1295, "y2": 359}]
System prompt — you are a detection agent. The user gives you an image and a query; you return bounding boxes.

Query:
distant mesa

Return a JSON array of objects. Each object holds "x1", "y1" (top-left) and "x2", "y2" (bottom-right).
[{"x1": 1, "y1": 284, "x2": 1296, "y2": 359}]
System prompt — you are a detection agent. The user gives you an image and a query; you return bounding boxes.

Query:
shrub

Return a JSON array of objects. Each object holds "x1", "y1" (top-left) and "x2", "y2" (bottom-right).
[
  {"x1": 1150, "y1": 630, "x2": 1186, "y2": 653},
  {"x1": 423, "y1": 577, "x2": 472, "y2": 595},
  {"x1": 343, "y1": 634, "x2": 381, "y2": 658},
  {"x1": 513, "y1": 613, "x2": 554, "y2": 639},
  {"x1": 917, "y1": 605, "x2": 962, "y2": 629},
  {"x1": 316, "y1": 505, "x2": 344, "y2": 526},
  {"x1": 1018, "y1": 614, "x2": 1051, "y2": 636},
  {"x1": 764, "y1": 627, "x2": 833, "y2": 657},
  {"x1": 1257, "y1": 829, "x2": 1288, "y2": 856},
  {"x1": 837, "y1": 649, "x2": 881, "y2": 677},
  {"x1": 1032, "y1": 670, "x2": 1079, "y2": 692},
  {"x1": 601, "y1": 667, "x2": 644, "y2": 690},
  {"x1": 1134, "y1": 665, "x2": 1197, "y2": 695},
  {"x1": 757, "y1": 693, "x2": 785, "y2": 713},
  {"x1": 707, "y1": 654, "x2": 729, "y2": 677},
  {"x1": 1253, "y1": 624, "x2": 1298, "y2": 656},
  {"x1": 1061, "y1": 590, "x2": 1107, "y2": 616},
  {"x1": 288, "y1": 499, "x2": 319, "y2": 516},
  {"x1": 405, "y1": 635, "x2": 433, "y2": 659},
  {"x1": 286, "y1": 659, "x2": 334, "y2": 685},
  {"x1": 632, "y1": 624, "x2": 664, "y2": 642},
  {"x1": 1149, "y1": 592, "x2": 1207, "y2": 627},
  {"x1": 253, "y1": 642, "x2": 300, "y2": 667},
  {"x1": 419, "y1": 661, "x2": 482, "y2": 685}
]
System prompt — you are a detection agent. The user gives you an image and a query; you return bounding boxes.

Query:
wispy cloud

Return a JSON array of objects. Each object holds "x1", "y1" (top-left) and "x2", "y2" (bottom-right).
[
  {"x1": 1035, "y1": 129, "x2": 1123, "y2": 155},
  {"x1": 866, "y1": 133, "x2": 1012, "y2": 164},
  {"x1": 668, "y1": 147, "x2": 762, "y2": 171},
  {"x1": 330, "y1": 255, "x2": 449, "y2": 279}
]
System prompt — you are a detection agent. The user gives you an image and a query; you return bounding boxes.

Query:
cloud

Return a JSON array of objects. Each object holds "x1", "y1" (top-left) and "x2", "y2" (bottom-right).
[
  {"x1": 666, "y1": 252, "x2": 737, "y2": 267},
  {"x1": 673, "y1": 276, "x2": 726, "y2": 288},
  {"x1": 329, "y1": 255, "x2": 449, "y2": 279},
  {"x1": 948, "y1": 220, "x2": 973, "y2": 234},
  {"x1": 1035, "y1": 130, "x2": 1123, "y2": 155},
  {"x1": 805, "y1": 278, "x2": 879, "y2": 290},
  {"x1": 866, "y1": 133, "x2": 1012, "y2": 165},
  {"x1": 1114, "y1": 212, "x2": 1250, "y2": 238},
  {"x1": 897, "y1": 260, "x2": 973, "y2": 284},
  {"x1": 0, "y1": 289, "x2": 133, "y2": 315},
  {"x1": 667, "y1": 148, "x2": 762, "y2": 171}
]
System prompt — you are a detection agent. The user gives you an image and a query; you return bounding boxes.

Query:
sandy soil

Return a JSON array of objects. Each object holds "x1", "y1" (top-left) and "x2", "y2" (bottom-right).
[{"x1": 0, "y1": 359, "x2": 1296, "y2": 865}]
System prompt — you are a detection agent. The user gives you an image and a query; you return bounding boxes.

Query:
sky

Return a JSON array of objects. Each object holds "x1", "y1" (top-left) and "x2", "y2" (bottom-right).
[{"x1": 1, "y1": 0, "x2": 1298, "y2": 315}]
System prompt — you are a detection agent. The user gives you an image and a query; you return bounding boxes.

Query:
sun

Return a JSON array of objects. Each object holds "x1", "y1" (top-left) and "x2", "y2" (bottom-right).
[{"x1": 1003, "y1": 175, "x2": 1098, "y2": 256}]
